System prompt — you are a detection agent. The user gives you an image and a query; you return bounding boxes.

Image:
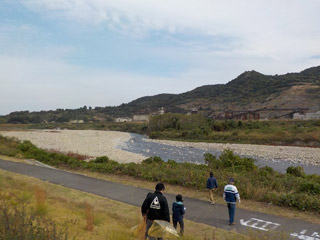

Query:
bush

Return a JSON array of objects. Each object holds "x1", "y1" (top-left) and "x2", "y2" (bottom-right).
[
  {"x1": 219, "y1": 149, "x2": 256, "y2": 171},
  {"x1": 286, "y1": 166, "x2": 306, "y2": 178},
  {"x1": 93, "y1": 156, "x2": 109, "y2": 163},
  {"x1": 142, "y1": 156, "x2": 164, "y2": 164},
  {"x1": 298, "y1": 182, "x2": 320, "y2": 195}
]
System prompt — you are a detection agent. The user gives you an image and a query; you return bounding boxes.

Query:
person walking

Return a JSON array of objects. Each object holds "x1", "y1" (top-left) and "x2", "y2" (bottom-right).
[
  {"x1": 223, "y1": 178, "x2": 240, "y2": 226},
  {"x1": 141, "y1": 183, "x2": 170, "y2": 240},
  {"x1": 206, "y1": 172, "x2": 218, "y2": 204},
  {"x1": 172, "y1": 194, "x2": 185, "y2": 235}
]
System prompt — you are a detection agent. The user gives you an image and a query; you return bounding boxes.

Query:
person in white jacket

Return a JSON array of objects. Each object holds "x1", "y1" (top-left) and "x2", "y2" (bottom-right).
[{"x1": 223, "y1": 178, "x2": 240, "y2": 225}]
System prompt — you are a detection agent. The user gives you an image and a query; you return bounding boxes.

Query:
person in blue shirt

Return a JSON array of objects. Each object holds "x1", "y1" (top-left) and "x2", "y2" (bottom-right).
[
  {"x1": 223, "y1": 178, "x2": 240, "y2": 225},
  {"x1": 206, "y1": 172, "x2": 218, "y2": 204},
  {"x1": 172, "y1": 194, "x2": 185, "y2": 235}
]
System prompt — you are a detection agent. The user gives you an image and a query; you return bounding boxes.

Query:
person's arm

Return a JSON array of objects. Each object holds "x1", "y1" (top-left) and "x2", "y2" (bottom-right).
[
  {"x1": 163, "y1": 198, "x2": 170, "y2": 222},
  {"x1": 234, "y1": 186, "x2": 240, "y2": 203},
  {"x1": 181, "y1": 204, "x2": 185, "y2": 215},
  {"x1": 141, "y1": 195, "x2": 149, "y2": 216},
  {"x1": 214, "y1": 178, "x2": 218, "y2": 188}
]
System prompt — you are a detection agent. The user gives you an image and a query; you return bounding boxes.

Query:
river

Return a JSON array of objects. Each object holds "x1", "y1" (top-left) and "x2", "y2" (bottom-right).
[{"x1": 120, "y1": 133, "x2": 320, "y2": 175}]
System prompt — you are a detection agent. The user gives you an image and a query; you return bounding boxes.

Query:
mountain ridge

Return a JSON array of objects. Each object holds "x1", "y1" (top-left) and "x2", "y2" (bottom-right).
[{"x1": 2, "y1": 66, "x2": 320, "y2": 123}]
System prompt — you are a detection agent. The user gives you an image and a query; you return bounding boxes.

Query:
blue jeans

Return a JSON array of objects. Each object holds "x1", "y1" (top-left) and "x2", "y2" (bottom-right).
[{"x1": 227, "y1": 203, "x2": 236, "y2": 224}]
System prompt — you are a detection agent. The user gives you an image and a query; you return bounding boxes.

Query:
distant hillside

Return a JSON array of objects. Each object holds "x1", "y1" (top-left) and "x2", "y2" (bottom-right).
[
  {"x1": 117, "y1": 65, "x2": 320, "y2": 119},
  {"x1": 2, "y1": 66, "x2": 320, "y2": 123}
]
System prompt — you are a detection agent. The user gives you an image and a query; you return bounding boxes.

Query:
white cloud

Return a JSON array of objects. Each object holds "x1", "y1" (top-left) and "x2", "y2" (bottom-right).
[
  {"x1": 1, "y1": 0, "x2": 320, "y2": 115},
  {"x1": 21, "y1": 0, "x2": 320, "y2": 62}
]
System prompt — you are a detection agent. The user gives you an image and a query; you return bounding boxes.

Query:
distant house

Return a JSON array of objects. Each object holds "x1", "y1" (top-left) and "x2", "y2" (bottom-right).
[
  {"x1": 133, "y1": 114, "x2": 149, "y2": 122},
  {"x1": 69, "y1": 120, "x2": 84, "y2": 124},
  {"x1": 158, "y1": 107, "x2": 165, "y2": 115},
  {"x1": 293, "y1": 111, "x2": 320, "y2": 120},
  {"x1": 214, "y1": 111, "x2": 260, "y2": 120},
  {"x1": 115, "y1": 117, "x2": 132, "y2": 123}
]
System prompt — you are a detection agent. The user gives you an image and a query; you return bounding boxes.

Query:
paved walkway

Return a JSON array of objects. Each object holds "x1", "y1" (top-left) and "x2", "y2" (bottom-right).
[{"x1": 0, "y1": 159, "x2": 319, "y2": 239}]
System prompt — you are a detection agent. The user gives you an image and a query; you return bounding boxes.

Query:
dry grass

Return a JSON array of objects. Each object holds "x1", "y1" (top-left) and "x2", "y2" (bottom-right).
[
  {"x1": 71, "y1": 169, "x2": 320, "y2": 225},
  {"x1": 1, "y1": 156, "x2": 319, "y2": 225},
  {"x1": 0, "y1": 168, "x2": 251, "y2": 240}
]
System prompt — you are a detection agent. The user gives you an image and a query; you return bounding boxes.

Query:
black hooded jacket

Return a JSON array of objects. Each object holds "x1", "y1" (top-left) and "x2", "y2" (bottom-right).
[{"x1": 141, "y1": 191, "x2": 170, "y2": 222}]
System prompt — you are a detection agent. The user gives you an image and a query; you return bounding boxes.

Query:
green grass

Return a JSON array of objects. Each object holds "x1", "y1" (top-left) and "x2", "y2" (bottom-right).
[
  {"x1": 1, "y1": 168, "x2": 257, "y2": 240},
  {"x1": 148, "y1": 114, "x2": 320, "y2": 146},
  {"x1": 1, "y1": 135, "x2": 319, "y2": 214}
]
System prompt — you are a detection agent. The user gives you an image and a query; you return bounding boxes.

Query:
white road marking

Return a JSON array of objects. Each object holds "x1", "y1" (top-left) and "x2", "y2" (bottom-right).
[
  {"x1": 291, "y1": 230, "x2": 320, "y2": 240},
  {"x1": 240, "y1": 218, "x2": 280, "y2": 231}
]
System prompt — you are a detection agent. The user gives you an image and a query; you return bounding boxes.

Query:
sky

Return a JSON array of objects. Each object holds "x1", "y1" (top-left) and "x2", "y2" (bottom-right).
[{"x1": 1, "y1": 0, "x2": 320, "y2": 115}]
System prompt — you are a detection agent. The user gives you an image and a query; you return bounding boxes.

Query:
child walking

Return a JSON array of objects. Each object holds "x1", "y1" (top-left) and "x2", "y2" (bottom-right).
[{"x1": 172, "y1": 194, "x2": 185, "y2": 235}]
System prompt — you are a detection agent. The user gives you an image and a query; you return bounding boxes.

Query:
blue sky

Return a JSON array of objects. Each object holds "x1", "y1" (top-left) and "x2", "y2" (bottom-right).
[{"x1": 1, "y1": 0, "x2": 320, "y2": 115}]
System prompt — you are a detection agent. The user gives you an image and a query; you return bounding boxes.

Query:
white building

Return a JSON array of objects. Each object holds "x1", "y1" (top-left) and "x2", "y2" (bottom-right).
[
  {"x1": 115, "y1": 117, "x2": 132, "y2": 122},
  {"x1": 293, "y1": 111, "x2": 320, "y2": 120}
]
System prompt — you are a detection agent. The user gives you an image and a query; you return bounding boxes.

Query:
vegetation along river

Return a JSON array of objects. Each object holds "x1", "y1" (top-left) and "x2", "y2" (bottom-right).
[{"x1": 120, "y1": 133, "x2": 320, "y2": 175}]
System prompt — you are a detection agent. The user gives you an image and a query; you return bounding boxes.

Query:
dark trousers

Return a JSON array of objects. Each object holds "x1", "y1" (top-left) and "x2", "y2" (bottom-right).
[
  {"x1": 227, "y1": 203, "x2": 236, "y2": 224},
  {"x1": 173, "y1": 220, "x2": 184, "y2": 234}
]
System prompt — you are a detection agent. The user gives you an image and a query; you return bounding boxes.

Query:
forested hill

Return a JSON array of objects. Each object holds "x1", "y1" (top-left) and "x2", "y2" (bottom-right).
[{"x1": 2, "y1": 66, "x2": 320, "y2": 123}]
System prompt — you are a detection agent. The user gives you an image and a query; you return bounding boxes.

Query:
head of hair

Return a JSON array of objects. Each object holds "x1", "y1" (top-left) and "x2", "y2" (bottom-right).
[
  {"x1": 228, "y1": 177, "x2": 235, "y2": 184},
  {"x1": 176, "y1": 194, "x2": 183, "y2": 202},
  {"x1": 155, "y1": 183, "x2": 165, "y2": 191},
  {"x1": 210, "y1": 172, "x2": 213, "y2": 177}
]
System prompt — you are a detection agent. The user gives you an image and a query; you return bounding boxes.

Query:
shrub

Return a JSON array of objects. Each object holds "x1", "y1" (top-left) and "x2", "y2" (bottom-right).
[
  {"x1": 219, "y1": 149, "x2": 256, "y2": 171},
  {"x1": 93, "y1": 156, "x2": 109, "y2": 163},
  {"x1": 286, "y1": 166, "x2": 306, "y2": 178},
  {"x1": 142, "y1": 156, "x2": 164, "y2": 164},
  {"x1": 298, "y1": 182, "x2": 320, "y2": 195}
]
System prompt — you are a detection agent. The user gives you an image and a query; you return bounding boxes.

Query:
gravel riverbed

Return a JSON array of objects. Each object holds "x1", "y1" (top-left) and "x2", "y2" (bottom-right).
[
  {"x1": 146, "y1": 139, "x2": 320, "y2": 166},
  {"x1": 0, "y1": 130, "x2": 145, "y2": 163},
  {"x1": 1, "y1": 130, "x2": 320, "y2": 167}
]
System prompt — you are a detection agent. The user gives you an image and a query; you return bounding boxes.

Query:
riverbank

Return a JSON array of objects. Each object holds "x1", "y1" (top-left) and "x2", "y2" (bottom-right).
[
  {"x1": 147, "y1": 139, "x2": 320, "y2": 166},
  {"x1": 1, "y1": 129, "x2": 320, "y2": 166},
  {"x1": 0, "y1": 130, "x2": 145, "y2": 163}
]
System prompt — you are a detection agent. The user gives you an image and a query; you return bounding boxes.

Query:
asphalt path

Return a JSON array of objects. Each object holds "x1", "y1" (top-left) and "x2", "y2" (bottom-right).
[{"x1": 0, "y1": 159, "x2": 319, "y2": 239}]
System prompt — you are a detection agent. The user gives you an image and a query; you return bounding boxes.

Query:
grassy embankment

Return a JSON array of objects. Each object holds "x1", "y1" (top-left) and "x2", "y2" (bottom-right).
[
  {"x1": 2, "y1": 114, "x2": 319, "y2": 147},
  {"x1": 0, "y1": 142, "x2": 292, "y2": 240},
  {"x1": 1, "y1": 134, "x2": 320, "y2": 217},
  {"x1": 147, "y1": 114, "x2": 320, "y2": 147},
  {"x1": 3, "y1": 168, "x2": 253, "y2": 240}
]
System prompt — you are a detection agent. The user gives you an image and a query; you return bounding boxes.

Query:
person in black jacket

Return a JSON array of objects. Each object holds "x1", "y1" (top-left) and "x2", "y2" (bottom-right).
[
  {"x1": 172, "y1": 194, "x2": 185, "y2": 235},
  {"x1": 141, "y1": 183, "x2": 170, "y2": 240}
]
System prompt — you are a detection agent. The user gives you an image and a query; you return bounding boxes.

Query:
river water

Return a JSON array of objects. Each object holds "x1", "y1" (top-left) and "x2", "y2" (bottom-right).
[{"x1": 120, "y1": 133, "x2": 320, "y2": 175}]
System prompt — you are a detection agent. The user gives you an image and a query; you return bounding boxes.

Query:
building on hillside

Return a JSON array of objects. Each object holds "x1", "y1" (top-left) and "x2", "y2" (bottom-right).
[
  {"x1": 133, "y1": 114, "x2": 150, "y2": 122},
  {"x1": 293, "y1": 111, "x2": 320, "y2": 120},
  {"x1": 158, "y1": 107, "x2": 165, "y2": 115},
  {"x1": 115, "y1": 117, "x2": 132, "y2": 122},
  {"x1": 69, "y1": 120, "x2": 84, "y2": 123},
  {"x1": 214, "y1": 111, "x2": 260, "y2": 120}
]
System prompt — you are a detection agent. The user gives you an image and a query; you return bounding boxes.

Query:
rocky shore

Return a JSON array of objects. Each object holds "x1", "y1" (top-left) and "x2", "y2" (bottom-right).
[
  {"x1": 1, "y1": 130, "x2": 320, "y2": 166},
  {"x1": 146, "y1": 139, "x2": 320, "y2": 166},
  {"x1": 0, "y1": 130, "x2": 145, "y2": 163}
]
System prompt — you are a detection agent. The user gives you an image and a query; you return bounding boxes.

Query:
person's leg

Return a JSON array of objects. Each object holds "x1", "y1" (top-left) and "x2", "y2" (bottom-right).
[
  {"x1": 227, "y1": 203, "x2": 232, "y2": 223},
  {"x1": 173, "y1": 220, "x2": 177, "y2": 229},
  {"x1": 179, "y1": 220, "x2": 184, "y2": 234},
  {"x1": 229, "y1": 204, "x2": 236, "y2": 225},
  {"x1": 209, "y1": 189, "x2": 214, "y2": 204},
  {"x1": 145, "y1": 219, "x2": 155, "y2": 240}
]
